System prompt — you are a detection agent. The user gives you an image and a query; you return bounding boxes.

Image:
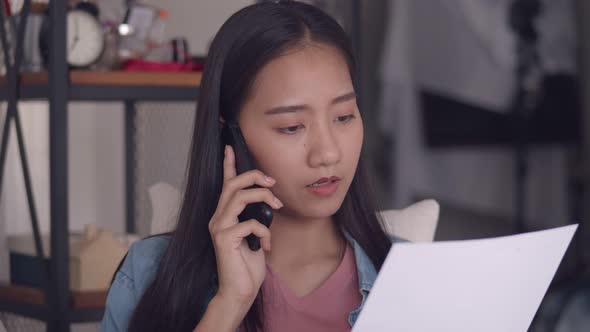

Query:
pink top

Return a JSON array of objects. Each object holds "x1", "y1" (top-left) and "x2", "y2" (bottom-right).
[{"x1": 240, "y1": 243, "x2": 361, "y2": 331}]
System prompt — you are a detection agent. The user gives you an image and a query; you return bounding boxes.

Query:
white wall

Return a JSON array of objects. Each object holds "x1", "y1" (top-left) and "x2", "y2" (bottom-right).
[{"x1": 0, "y1": 102, "x2": 125, "y2": 235}]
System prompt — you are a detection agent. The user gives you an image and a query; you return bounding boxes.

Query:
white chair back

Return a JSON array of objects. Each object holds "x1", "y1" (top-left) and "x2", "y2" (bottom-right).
[{"x1": 379, "y1": 199, "x2": 440, "y2": 242}]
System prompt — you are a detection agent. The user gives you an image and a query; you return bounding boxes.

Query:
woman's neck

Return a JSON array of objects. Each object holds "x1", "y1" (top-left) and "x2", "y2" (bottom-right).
[{"x1": 265, "y1": 211, "x2": 344, "y2": 270}]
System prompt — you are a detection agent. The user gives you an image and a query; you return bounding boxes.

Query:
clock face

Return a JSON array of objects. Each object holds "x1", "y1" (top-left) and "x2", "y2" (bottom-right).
[{"x1": 67, "y1": 10, "x2": 104, "y2": 67}]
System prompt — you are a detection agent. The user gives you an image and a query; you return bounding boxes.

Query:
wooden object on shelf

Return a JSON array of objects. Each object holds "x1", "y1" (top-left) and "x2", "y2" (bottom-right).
[
  {"x1": 69, "y1": 225, "x2": 128, "y2": 291},
  {"x1": 8, "y1": 225, "x2": 134, "y2": 291},
  {"x1": 0, "y1": 70, "x2": 202, "y2": 87}
]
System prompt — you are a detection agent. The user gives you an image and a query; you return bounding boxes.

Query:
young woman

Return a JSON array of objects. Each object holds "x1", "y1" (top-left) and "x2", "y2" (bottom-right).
[{"x1": 100, "y1": 1, "x2": 402, "y2": 331}]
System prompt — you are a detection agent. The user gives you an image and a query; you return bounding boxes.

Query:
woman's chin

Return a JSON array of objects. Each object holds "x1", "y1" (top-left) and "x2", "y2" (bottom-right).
[{"x1": 276, "y1": 199, "x2": 343, "y2": 220}]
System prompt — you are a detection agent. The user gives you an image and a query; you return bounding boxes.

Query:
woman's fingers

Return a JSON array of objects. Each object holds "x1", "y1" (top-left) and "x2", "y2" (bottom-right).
[
  {"x1": 225, "y1": 170, "x2": 276, "y2": 193},
  {"x1": 226, "y1": 187, "x2": 283, "y2": 218},
  {"x1": 214, "y1": 219, "x2": 272, "y2": 251},
  {"x1": 211, "y1": 187, "x2": 283, "y2": 232},
  {"x1": 218, "y1": 169, "x2": 276, "y2": 210},
  {"x1": 223, "y1": 145, "x2": 237, "y2": 182}
]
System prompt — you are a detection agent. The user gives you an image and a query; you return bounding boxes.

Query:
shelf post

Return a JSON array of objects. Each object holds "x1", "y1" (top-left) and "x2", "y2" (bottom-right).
[
  {"x1": 47, "y1": 0, "x2": 70, "y2": 331},
  {"x1": 351, "y1": 0, "x2": 362, "y2": 103},
  {"x1": 125, "y1": 100, "x2": 136, "y2": 234}
]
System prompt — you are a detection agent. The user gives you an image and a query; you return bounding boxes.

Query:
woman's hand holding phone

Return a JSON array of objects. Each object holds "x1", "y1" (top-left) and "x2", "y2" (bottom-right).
[{"x1": 205, "y1": 145, "x2": 283, "y2": 328}]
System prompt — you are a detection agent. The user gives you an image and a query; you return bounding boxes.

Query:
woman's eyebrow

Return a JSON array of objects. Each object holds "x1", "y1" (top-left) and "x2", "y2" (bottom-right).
[{"x1": 264, "y1": 91, "x2": 356, "y2": 115}]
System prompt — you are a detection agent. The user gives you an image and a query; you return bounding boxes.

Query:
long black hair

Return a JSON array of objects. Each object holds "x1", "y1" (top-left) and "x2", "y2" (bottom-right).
[{"x1": 128, "y1": 2, "x2": 391, "y2": 331}]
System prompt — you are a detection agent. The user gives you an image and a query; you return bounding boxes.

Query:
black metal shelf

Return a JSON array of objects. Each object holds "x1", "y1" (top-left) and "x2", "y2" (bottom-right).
[
  {"x1": 0, "y1": 71, "x2": 202, "y2": 101},
  {"x1": 0, "y1": 85, "x2": 200, "y2": 100},
  {"x1": 0, "y1": 1, "x2": 202, "y2": 331}
]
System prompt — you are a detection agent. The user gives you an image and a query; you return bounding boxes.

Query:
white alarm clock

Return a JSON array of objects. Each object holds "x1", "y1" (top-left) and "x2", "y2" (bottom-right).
[
  {"x1": 66, "y1": 9, "x2": 104, "y2": 67},
  {"x1": 8, "y1": 0, "x2": 24, "y2": 15},
  {"x1": 39, "y1": 5, "x2": 105, "y2": 68}
]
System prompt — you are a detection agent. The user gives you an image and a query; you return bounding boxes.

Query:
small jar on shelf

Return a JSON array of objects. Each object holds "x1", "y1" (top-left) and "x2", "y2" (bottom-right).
[{"x1": 92, "y1": 20, "x2": 121, "y2": 70}]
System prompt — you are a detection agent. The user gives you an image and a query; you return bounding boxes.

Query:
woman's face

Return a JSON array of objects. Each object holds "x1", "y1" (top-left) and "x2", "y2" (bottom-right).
[{"x1": 238, "y1": 43, "x2": 363, "y2": 219}]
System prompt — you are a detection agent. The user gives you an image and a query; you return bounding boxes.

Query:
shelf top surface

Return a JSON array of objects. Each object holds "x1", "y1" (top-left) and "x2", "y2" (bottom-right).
[{"x1": 0, "y1": 70, "x2": 202, "y2": 87}]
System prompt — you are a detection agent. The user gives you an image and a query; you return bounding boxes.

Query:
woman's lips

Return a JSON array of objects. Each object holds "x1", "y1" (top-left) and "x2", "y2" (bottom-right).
[
  {"x1": 309, "y1": 176, "x2": 341, "y2": 186},
  {"x1": 307, "y1": 178, "x2": 340, "y2": 196}
]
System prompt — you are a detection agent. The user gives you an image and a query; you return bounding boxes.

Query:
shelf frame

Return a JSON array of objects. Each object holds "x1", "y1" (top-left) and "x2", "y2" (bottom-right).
[
  {"x1": 0, "y1": 1, "x2": 201, "y2": 331},
  {"x1": 0, "y1": 71, "x2": 202, "y2": 101}
]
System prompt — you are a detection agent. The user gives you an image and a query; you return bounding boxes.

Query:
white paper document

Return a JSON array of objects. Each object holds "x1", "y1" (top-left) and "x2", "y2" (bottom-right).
[{"x1": 353, "y1": 225, "x2": 578, "y2": 332}]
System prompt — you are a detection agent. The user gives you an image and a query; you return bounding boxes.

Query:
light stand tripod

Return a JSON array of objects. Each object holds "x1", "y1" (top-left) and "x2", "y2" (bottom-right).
[{"x1": 508, "y1": 0, "x2": 543, "y2": 234}]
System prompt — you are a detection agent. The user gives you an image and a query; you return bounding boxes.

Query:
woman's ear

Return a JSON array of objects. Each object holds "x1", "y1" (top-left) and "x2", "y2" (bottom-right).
[{"x1": 219, "y1": 116, "x2": 226, "y2": 128}]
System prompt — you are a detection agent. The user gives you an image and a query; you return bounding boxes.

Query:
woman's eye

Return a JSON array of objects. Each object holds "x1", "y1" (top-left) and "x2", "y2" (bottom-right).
[
  {"x1": 278, "y1": 124, "x2": 304, "y2": 134},
  {"x1": 336, "y1": 114, "x2": 356, "y2": 123}
]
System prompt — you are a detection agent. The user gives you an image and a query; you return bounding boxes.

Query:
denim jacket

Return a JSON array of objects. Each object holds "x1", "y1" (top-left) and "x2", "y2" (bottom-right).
[{"x1": 100, "y1": 232, "x2": 405, "y2": 331}]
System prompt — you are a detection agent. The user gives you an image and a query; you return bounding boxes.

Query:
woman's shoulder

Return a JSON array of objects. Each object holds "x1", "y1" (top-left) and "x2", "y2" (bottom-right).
[
  {"x1": 118, "y1": 234, "x2": 171, "y2": 286},
  {"x1": 128, "y1": 234, "x2": 171, "y2": 263},
  {"x1": 101, "y1": 235, "x2": 171, "y2": 331}
]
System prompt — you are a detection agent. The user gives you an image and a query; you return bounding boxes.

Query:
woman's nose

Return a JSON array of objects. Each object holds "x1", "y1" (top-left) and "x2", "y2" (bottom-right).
[{"x1": 307, "y1": 126, "x2": 342, "y2": 168}]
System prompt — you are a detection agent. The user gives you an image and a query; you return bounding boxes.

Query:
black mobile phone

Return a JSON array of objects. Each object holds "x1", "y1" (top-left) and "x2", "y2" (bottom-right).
[{"x1": 223, "y1": 123, "x2": 274, "y2": 251}]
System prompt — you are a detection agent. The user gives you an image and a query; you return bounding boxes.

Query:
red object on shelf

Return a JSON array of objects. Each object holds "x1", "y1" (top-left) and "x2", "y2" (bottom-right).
[
  {"x1": 121, "y1": 59, "x2": 204, "y2": 72},
  {"x1": 3, "y1": 0, "x2": 11, "y2": 16}
]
